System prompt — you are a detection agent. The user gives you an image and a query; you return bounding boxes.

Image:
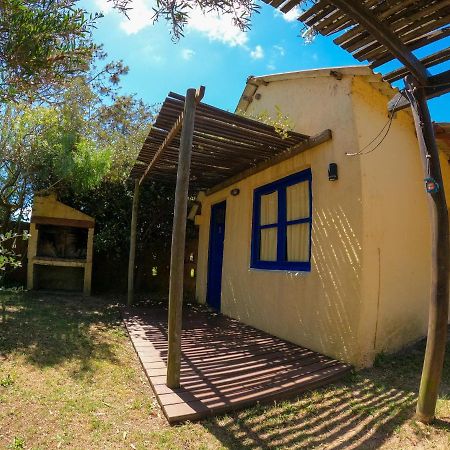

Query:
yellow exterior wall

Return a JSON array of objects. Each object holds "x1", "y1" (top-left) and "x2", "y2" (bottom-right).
[
  {"x1": 351, "y1": 77, "x2": 431, "y2": 365},
  {"x1": 196, "y1": 73, "x2": 445, "y2": 368},
  {"x1": 197, "y1": 75, "x2": 367, "y2": 367},
  {"x1": 439, "y1": 152, "x2": 450, "y2": 323}
]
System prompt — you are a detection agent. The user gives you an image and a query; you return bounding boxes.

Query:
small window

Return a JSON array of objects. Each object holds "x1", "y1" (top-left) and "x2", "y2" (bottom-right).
[{"x1": 251, "y1": 169, "x2": 312, "y2": 271}]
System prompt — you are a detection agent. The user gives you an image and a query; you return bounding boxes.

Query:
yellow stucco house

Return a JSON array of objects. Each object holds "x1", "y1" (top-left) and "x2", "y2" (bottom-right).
[{"x1": 193, "y1": 66, "x2": 450, "y2": 368}]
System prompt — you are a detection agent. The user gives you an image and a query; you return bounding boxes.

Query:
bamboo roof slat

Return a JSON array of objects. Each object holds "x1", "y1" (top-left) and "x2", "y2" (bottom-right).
[
  {"x1": 130, "y1": 92, "x2": 331, "y2": 190},
  {"x1": 298, "y1": 1, "x2": 332, "y2": 23},
  {"x1": 280, "y1": 0, "x2": 302, "y2": 14},
  {"x1": 269, "y1": 0, "x2": 450, "y2": 87},
  {"x1": 384, "y1": 47, "x2": 450, "y2": 82},
  {"x1": 335, "y1": 4, "x2": 449, "y2": 57},
  {"x1": 268, "y1": 0, "x2": 287, "y2": 9},
  {"x1": 359, "y1": 27, "x2": 450, "y2": 66},
  {"x1": 333, "y1": 0, "x2": 440, "y2": 48}
]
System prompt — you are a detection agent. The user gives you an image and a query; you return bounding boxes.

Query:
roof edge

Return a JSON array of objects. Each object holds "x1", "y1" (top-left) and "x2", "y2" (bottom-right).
[
  {"x1": 249, "y1": 65, "x2": 373, "y2": 83},
  {"x1": 235, "y1": 65, "x2": 393, "y2": 113}
]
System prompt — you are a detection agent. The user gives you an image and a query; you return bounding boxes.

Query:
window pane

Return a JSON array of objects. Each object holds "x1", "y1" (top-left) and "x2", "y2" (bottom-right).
[
  {"x1": 260, "y1": 191, "x2": 278, "y2": 225},
  {"x1": 287, "y1": 223, "x2": 310, "y2": 262},
  {"x1": 260, "y1": 227, "x2": 277, "y2": 261},
  {"x1": 287, "y1": 181, "x2": 309, "y2": 221}
]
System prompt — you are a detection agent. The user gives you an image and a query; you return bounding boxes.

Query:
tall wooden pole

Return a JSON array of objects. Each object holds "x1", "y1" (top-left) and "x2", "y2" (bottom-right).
[
  {"x1": 166, "y1": 88, "x2": 197, "y2": 388},
  {"x1": 127, "y1": 179, "x2": 140, "y2": 306},
  {"x1": 404, "y1": 76, "x2": 449, "y2": 423}
]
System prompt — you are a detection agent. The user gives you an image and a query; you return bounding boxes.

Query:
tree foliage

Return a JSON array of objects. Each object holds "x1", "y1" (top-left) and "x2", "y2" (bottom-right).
[
  {"x1": 0, "y1": 0, "x2": 101, "y2": 102},
  {"x1": 0, "y1": 0, "x2": 313, "y2": 105},
  {"x1": 237, "y1": 105, "x2": 294, "y2": 139},
  {"x1": 63, "y1": 180, "x2": 177, "y2": 258},
  {"x1": 0, "y1": 47, "x2": 161, "y2": 290},
  {"x1": 0, "y1": 0, "x2": 217, "y2": 290},
  {"x1": 0, "y1": 231, "x2": 29, "y2": 272},
  {"x1": 0, "y1": 56, "x2": 154, "y2": 231}
]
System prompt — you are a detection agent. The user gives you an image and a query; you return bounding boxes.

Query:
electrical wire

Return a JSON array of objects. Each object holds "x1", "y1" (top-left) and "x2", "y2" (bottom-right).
[{"x1": 346, "y1": 90, "x2": 404, "y2": 157}]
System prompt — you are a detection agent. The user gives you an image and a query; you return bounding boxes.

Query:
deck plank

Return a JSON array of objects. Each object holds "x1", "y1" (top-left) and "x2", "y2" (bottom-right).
[{"x1": 123, "y1": 307, "x2": 352, "y2": 424}]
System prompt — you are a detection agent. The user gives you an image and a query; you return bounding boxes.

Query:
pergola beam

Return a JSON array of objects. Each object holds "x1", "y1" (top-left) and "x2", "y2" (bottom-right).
[
  {"x1": 139, "y1": 118, "x2": 184, "y2": 185},
  {"x1": 139, "y1": 87, "x2": 205, "y2": 186},
  {"x1": 388, "y1": 70, "x2": 450, "y2": 112},
  {"x1": 329, "y1": 0, "x2": 430, "y2": 85},
  {"x1": 206, "y1": 129, "x2": 332, "y2": 196}
]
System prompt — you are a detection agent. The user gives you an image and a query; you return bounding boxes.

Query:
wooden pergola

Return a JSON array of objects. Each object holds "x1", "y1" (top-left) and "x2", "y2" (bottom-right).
[
  {"x1": 127, "y1": 88, "x2": 331, "y2": 388},
  {"x1": 263, "y1": 0, "x2": 449, "y2": 423}
]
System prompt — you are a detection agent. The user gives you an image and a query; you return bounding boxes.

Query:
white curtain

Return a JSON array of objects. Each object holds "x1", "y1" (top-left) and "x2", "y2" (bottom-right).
[
  {"x1": 259, "y1": 191, "x2": 278, "y2": 261},
  {"x1": 287, "y1": 223, "x2": 310, "y2": 262},
  {"x1": 260, "y1": 228, "x2": 277, "y2": 261},
  {"x1": 287, "y1": 181, "x2": 309, "y2": 221},
  {"x1": 260, "y1": 191, "x2": 278, "y2": 225},
  {"x1": 286, "y1": 181, "x2": 310, "y2": 262}
]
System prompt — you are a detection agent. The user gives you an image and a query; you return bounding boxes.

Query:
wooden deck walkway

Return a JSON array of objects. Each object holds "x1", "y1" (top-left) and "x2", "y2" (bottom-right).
[{"x1": 123, "y1": 307, "x2": 352, "y2": 424}]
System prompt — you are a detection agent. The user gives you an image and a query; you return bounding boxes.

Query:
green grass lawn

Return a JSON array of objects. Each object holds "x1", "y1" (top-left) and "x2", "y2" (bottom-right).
[{"x1": 0, "y1": 292, "x2": 449, "y2": 449}]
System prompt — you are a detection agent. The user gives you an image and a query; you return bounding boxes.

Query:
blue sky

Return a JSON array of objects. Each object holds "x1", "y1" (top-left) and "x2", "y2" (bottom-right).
[{"x1": 86, "y1": 0, "x2": 448, "y2": 121}]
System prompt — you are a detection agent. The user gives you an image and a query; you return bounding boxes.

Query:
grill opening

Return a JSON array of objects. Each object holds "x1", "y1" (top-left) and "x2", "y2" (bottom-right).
[{"x1": 37, "y1": 225, "x2": 88, "y2": 260}]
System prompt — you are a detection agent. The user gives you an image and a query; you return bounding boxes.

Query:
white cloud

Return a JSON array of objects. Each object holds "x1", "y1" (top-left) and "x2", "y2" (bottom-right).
[
  {"x1": 181, "y1": 48, "x2": 195, "y2": 60},
  {"x1": 94, "y1": 0, "x2": 154, "y2": 35},
  {"x1": 250, "y1": 45, "x2": 264, "y2": 60},
  {"x1": 273, "y1": 45, "x2": 285, "y2": 56},
  {"x1": 140, "y1": 43, "x2": 167, "y2": 65},
  {"x1": 119, "y1": 0, "x2": 154, "y2": 34},
  {"x1": 274, "y1": 5, "x2": 302, "y2": 23},
  {"x1": 94, "y1": 0, "x2": 249, "y2": 48},
  {"x1": 94, "y1": 0, "x2": 113, "y2": 14},
  {"x1": 267, "y1": 63, "x2": 276, "y2": 71},
  {"x1": 187, "y1": 9, "x2": 248, "y2": 47}
]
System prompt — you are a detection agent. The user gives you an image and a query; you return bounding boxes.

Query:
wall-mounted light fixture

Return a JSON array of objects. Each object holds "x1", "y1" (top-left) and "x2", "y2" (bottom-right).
[
  {"x1": 230, "y1": 188, "x2": 240, "y2": 196},
  {"x1": 328, "y1": 163, "x2": 338, "y2": 181}
]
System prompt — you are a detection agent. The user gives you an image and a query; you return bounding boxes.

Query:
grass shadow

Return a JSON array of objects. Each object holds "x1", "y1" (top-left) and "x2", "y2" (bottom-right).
[
  {"x1": 202, "y1": 336, "x2": 450, "y2": 449},
  {"x1": 432, "y1": 418, "x2": 450, "y2": 431},
  {"x1": 0, "y1": 291, "x2": 122, "y2": 379}
]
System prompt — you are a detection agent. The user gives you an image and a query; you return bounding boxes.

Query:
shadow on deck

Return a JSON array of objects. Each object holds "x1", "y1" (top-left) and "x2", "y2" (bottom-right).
[{"x1": 123, "y1": 306, "x2": 352, "y2": 424}]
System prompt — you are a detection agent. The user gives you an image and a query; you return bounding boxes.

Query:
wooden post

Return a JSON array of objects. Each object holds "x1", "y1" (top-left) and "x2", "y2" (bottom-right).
[
  {"x1": 404, "y1": 76, "x2": 449, "y2": 423},
  {"x1": 166, "y1": 88, "x2": 197, "y2": 388},
  {"x1": 26, "y1": 223, "x2": 38, "y2": 290},
  {"x1": 127, "y1": 179, "x2": 140, "y2": 306},
  {"x1": 83, "y1": 227, "x2": 94, "y2": 296}
]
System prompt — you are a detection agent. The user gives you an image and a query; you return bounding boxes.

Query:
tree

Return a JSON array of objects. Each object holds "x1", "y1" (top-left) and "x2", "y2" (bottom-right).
[
  {"x1": 0, "y1": 51, "x2": 158, "y2": 290},
  {"x1": 0, "y1": 0, "x2": 102, "y2": 103},
  {"x1": 0, "y1": 0, "x2": 262, "y2": 102},
  {"x1": 0, "y1": 231, "x2": 29, "y2": 271},
  {"x1": 0, "y1": 53, "x2": 153, "y2": 227},
  {"x1": 0, "y1": 1, "x2": 159, "y2": 290}
]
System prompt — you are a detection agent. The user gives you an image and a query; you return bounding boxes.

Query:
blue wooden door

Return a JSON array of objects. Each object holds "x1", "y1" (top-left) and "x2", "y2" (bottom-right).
[{"x1": 206, "y1": 201, "x2": 226, "y2": 311}]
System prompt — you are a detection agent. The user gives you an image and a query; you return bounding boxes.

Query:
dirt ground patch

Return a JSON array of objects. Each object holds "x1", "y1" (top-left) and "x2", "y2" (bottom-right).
[{"x1": 0, "y1": 292, "x2": 449, "y2": 449}]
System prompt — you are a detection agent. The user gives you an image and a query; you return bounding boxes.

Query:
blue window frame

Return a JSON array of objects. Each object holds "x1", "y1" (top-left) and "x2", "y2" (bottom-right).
[{"x1": 251, "y1": 168, "x2": 312, "y2": 271}]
